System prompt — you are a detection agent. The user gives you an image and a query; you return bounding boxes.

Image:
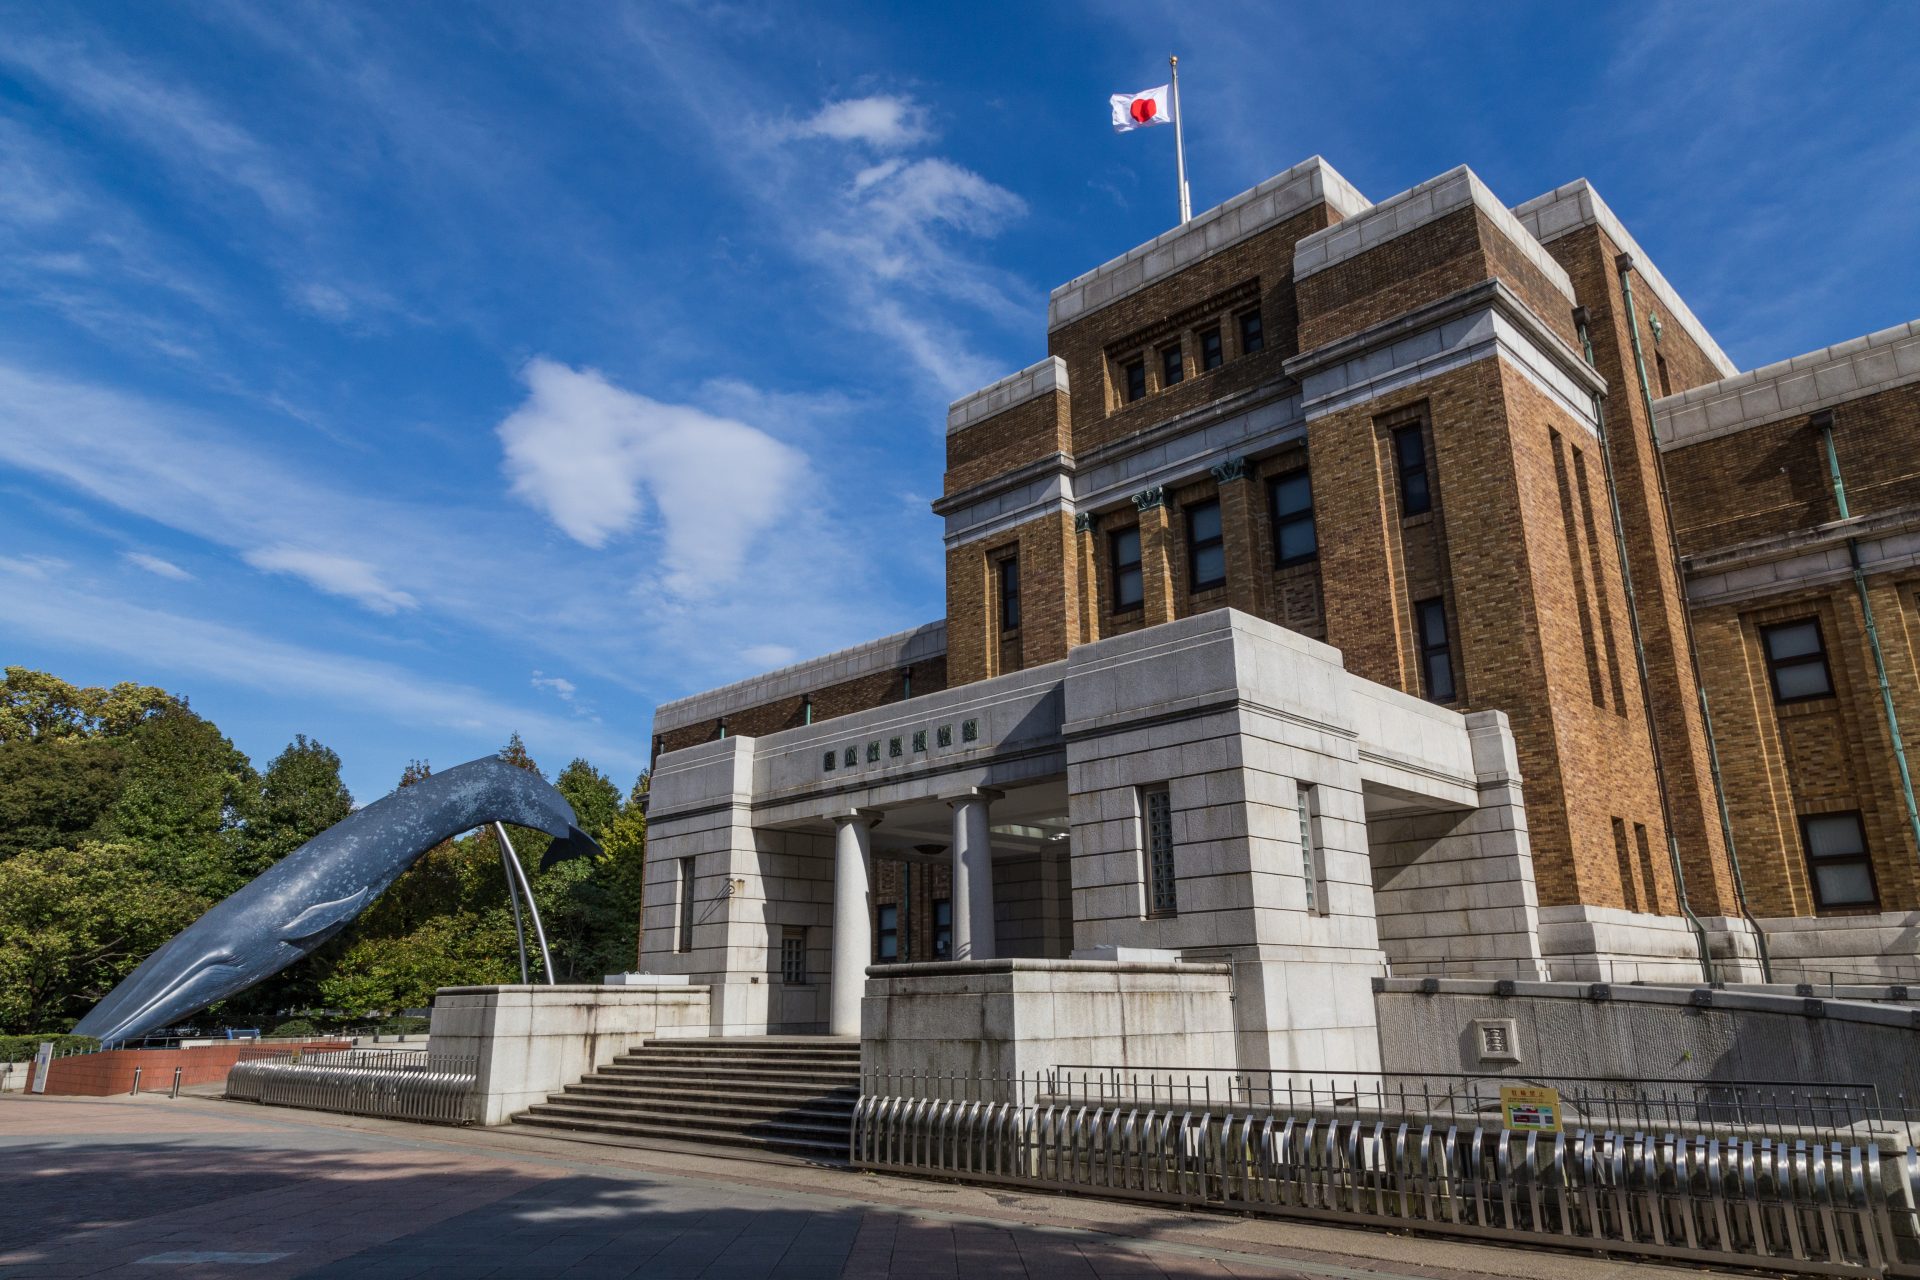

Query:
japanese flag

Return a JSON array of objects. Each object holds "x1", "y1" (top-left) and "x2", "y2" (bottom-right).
[{"x1": 1111, "y1": 85, "x2": 1172, "y2": 132}]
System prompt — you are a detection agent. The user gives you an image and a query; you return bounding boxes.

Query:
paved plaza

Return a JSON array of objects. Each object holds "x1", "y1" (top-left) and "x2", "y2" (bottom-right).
[{"x1": 0, "y1": 1094, "x2": 1708, "y2": 1280}]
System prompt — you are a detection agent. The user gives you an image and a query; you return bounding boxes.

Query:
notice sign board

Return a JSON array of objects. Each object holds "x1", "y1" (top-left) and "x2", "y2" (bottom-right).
[
  {"x1": 1499, "y1": 1085, "x2": 1561, "y2": 1133},
  {"x1": 31, "y1": 1041, "x2": 52, "y2": 1094}
]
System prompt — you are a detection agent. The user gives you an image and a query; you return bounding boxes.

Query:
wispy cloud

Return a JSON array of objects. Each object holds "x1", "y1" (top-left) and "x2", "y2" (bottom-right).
[
  {"x1": 782, "y1": 96, "x2": 930, "y2": 150},
  {"x1": 123, "y1": 550, "x2": 192, "y2": 580},
  {"x1": 244, "y1": 545, "x2": 418, "y2": 614}
]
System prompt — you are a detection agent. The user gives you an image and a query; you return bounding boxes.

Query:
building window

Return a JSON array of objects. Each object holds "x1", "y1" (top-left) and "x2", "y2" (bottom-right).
[
  {"x1": 1393, "y1": 425, "x2": 1431, "y2": 516},
  {"x1": 932, "y1": 899, "x2": 952, "y2": 959},
  {"x1": 1124, "y1": 359, "x2": 1147, "y2": 402},
  {"x1": 1238, "y1": 309, "x2": 1264, "y2": 355},
  {"x1": 1200, "y1": 326, "x2": 1223, "y2": 371},
  {"x1": 1269, "y1": 468, "x2": 1316, "y2": 566},
  {"x1": 997, "y1": 554, "x2": 1021, "y2": 631},
  {"x1": 1299, "y1": 784, "x2": 1325, "y2": 915},
  {"x1": 1801, "y1": 812, "x2": 1878, "y2": 910},
  {"x1": 1161, "y1": 342, "x2": 1184, "y2": 388},
  {"x1": 1186, "y1": 499, "x2": 1225, "y2": 590},
  {"x1": 1656, "y1": 352, "x2": 1673, "y2": 398},
  {"x1": 1416, "y1": 597, "x2": 1457, "y2": 703},
  {"x1": 781, "y1": 930, "x2": 807, "y2": 983},
  {"x1": 676, "y1": 857, "x2": 696, "y2": 953},
  {"x1": 1761, "y1": 618, "x2": 1834, "y2": 703},
  {"x1": 1143, "y1": 785, "x2": 1177, "y2": 917},
  {"x1": 1110, "y1": 526, "x2": 1144, "y2": 612},
  {"x1": 876, "y1": 904, "x2": 899, "y2": 962}
]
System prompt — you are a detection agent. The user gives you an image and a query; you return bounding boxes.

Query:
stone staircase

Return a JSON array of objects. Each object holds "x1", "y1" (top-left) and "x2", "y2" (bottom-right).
[{"x1": 511, "y1": 1036, "x2": 860, "y2": 1161}]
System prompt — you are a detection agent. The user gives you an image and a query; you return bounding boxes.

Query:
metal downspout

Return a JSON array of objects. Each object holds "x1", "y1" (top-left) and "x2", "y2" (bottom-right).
[
  {"x1": 1814, "y1": 412, "x2": 1920, "y2": 855},
  {"x1": 1611, "y1": 258, "x2": 1729, "y2": 982}
]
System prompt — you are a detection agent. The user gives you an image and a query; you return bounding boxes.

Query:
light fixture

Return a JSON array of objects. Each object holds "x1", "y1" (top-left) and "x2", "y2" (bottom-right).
[{"x1": 1649, "y1": 313, "x2": 1665, "y2": 343}]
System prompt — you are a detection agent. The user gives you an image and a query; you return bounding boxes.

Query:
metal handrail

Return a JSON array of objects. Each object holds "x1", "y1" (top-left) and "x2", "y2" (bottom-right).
[{"x1": 225, "y1": 1052, "x2": 476, "y2": 1124}]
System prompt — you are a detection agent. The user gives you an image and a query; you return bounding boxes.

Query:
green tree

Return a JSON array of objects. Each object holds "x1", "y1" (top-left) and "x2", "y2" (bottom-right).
[
  {"x1": 0, "y1": 841, "x2": 206, "y2": 1033},
  {"x1": 0, "y1": 667, "x2": 173, "y2": 744},
  {"x1": 0, "y1": 735, "x2": 125, "y2": 862},
  {"x1": 240, "y1": 735, "x2": 354, "y2": 876},
  {"x1": 102, "y1": 706, "x2": 258, "y2": 900},
  {"x1": 555, "y1": 758, "x2": 621, "y2": 840}
]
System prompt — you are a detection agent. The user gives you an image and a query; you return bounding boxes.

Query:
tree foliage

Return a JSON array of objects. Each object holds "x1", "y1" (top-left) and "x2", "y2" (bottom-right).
[{"x1": 0, "y1": 667, "x2": 648, "y2": 1035}]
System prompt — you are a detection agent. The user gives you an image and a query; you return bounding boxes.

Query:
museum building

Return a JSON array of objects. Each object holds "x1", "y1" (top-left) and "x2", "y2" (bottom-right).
[{"x1": 638, "y1": 156, "x2": 1920, "y2": 1068}]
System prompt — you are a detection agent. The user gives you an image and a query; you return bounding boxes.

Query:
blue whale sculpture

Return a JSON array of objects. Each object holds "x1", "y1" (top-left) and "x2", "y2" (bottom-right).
[{"x1": 74, "y1": 756, "x2": 601, "y2": 1046}]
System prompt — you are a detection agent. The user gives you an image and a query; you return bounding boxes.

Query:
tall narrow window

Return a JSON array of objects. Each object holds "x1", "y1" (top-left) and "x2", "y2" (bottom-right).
[
  {"x1": 1655, "y1": 352, "x2": 1673, "y2": 398},
  {"x1": 1393, "y1": 425, "x2": 1431, "y2": 516},
  {"x1": 1200, "y1": 326, "x2": 1224, "y2": 371},
  {"x1": 1299, "y1": 784, "x2": 1326, "y2": 915},
  {"x1": 1762, "y1": 619, "x2": 1834, "y2": 703},
  {"x1": 1160, "y1": 342, "x2": 1184, "y2": 388},
  {"x1": 1124, "y1": 359, "x2": 1147, "y2": 403},
  {"x1": 1238, "y1": 308, "x2": 1264, "y2": 355},
  {"x1": 932, "y1": 899, "x2": 952, "y2": 959},
  {"x1": 676, "y1": 857, "x2": 696, "y2": 953},
  {"x1": 1269, "y1": 468, "x2": 1316, "y2": 566},
  {"x1": 876, "y1": 904, "x2": 899, "y2": 962},
  {"x1": 997, "y1": 555, "x2": 1021, "y2": 631},
  {"x1": 1142, "y1": 785, "x2": 1177, "y2": 917},
  {"x1": 1186, "y1": 499, "x2": 1225, "y2": 590},
  {"x1": 1801, "y1": 812, "x2": 1878, "y2": 910},
  {"x1": 1110, "y1": 526, "x2": 1144, "y2": 612},
  {"x1": 780, "y1": 929, "x2": 807, "y2": 983},
  {"x1": 1416, "y1": 597, "x2": 1456, "y2": 703}
]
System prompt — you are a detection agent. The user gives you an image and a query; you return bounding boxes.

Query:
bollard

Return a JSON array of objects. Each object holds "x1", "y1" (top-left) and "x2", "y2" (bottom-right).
[
  {"x1": 171, "y1": 1066, "x2": 183, "y2": 1098},
  {"x1": 130, "y1": 1067, "x2": 142, "y2": 1095}
]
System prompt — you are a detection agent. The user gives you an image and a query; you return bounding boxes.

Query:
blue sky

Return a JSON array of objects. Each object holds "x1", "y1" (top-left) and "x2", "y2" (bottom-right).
[{"x1": 2, "y1": 1, "x2": 1915, "y2": 801}]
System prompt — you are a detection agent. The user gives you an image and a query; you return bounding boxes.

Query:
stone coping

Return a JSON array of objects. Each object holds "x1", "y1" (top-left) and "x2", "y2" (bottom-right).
[
  {"x1": 948, "y1": 357, "x2": 1068, "y2": 434},
  {"x1": 1653, "y1": 316, "x2": 1920, "y2": 450},
  {"x1": 652, "y1": 621, "x2": 947, "y2": 735},
  {"x1": 1375, "y1": 976, "x2": 1920, "y2": 1028},
  {"x1": 1512, "y1": 178, "x2": 1737, "y2": 379},
  {"x1": 867, "y1": 958, "x2": 1232, "y2": 978},
  {"x1": 1293, "y1": 165, "x2": 1573, "y2": 304},
  {"x1": 435, "y1": 983, "x2": 712, "y2": 996},
  {"x1": 1046, "y1": 155, "x2": 1370, "y2": 331}
]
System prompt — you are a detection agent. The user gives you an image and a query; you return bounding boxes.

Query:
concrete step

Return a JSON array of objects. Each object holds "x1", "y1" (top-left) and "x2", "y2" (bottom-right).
[
  {"x1": 551, "y1": 1087, "x2": 853, "y2": 1126},
  {"x1": 568, "y1": 1079, "x2": 856, "y2": 1108},
  {"x1": 519, "y1": 1101, "x2": 850, "y2": 1147},
  {"x1": 615, "y1": 1044, "x2": 860, "y2": 1062},
  {"x1": 595, "y1": 1064, "x2": 859, "y2": 1089},
  {"x1": 609, "y1": 1053, "x2": 860, "y2": 1074},
  {"x1": 511, "y1": 1111, "x2": 847, "y2": 1160}
]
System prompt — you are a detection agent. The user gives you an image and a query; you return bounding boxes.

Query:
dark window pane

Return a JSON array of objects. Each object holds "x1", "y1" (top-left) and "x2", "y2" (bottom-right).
[
  {"x1": 1145, "y1": 787, "x2": 1176, "y2": 916},
  {"x1": 1425, "y1": 652, "x2": 1455, "y2": 702},
  {"x1": 1125, "y1": 361, "x2": 1146, "y2": 402},
  {"x1": 1813, "y1": 862, "x2": 1876, "y2": 906},
  {"x1": 1419, "y1": 600, "x2": 1447, "y2": 648},
  {"x1": 1773, "y1": 662, "x2": 1832, "y2": 701},
  {"x1": 1417, "y1": 598, "x2": 1455, "y2": 702},
  {"x1": 1765, "y1": 621, "x2": 1823, "y2": 661},
  {"x1": 1115, "y1": 566, "x2": 1144, "y2": 610},
  {"x1": 1239, "y1": 310, "x2": 1264, "y2": 354},
  {"x1": 1113, "y1": 527, "x2": 1141, "y2": 567},
  {"x1": 998, "y1": 557, "x2": 1020, "y2": 630},
  {"x1": 1402, "y1": 467, "x2": 1430, "y2": 515},
  {"x1": 1192, "y1": 545, "x2": 1225, "y2": 587},
  {"x1": 1278, "y1": 520, "x2": 1317, "y2": 563},
  {"x1": 1805, "y1": 813, "x2": 1866, "y2": 857},
  {"x1": 1200, "y1": 328, "x2": 1223, "y2": 370},
  {"x1": 1273, "y1": 472, "x2": 1311, "y2": 516},
  {"x1": 1162, "y1": 344, "x2": 1183, "y2": 387},
  {"x1": 1189, "y1": 501, "x2": 1221, "y2": 543},
  {"x1": 1396, "y1": 426, "x2": 1426, "y2": 469},
  {"x1": 1393, "y1": 425, "x2": 1432, "y2": 516}
]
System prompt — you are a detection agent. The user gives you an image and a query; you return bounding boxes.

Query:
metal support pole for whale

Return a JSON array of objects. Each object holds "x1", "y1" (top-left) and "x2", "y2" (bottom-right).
[{"x1": 74, "y1": 756, "x2": 601, "y2": 1048}]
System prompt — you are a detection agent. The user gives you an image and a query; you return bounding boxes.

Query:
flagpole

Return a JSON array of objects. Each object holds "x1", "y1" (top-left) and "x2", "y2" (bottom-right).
[{"x1": 1170, "y1": 54, "x2": 1191, "y2": 224}]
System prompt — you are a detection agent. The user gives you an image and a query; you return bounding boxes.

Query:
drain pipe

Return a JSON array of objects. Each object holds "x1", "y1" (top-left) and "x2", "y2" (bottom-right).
[
  {"x1": 1813, "y1": 411, "x2": 1920, "y2": 854},
  {"x1": 1576, "y1": 302, "x2": 1715, "y2": 983}
]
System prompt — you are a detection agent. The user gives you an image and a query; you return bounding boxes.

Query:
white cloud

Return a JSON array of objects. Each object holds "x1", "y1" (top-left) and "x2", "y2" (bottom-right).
[
  {"x1": 855, "y1": 158, "x2": 1024, "y2": 239},
  {"x1": 123, "y1": 550, "x2": 191, "y2": 580},
  {"x1": 0, "y1": 554, "x2": 64, "y2": 579},
  {"x1": 741, "y1": 643, "x2": 797, "y2": 668},
  {"x1": 788, "y1": 96, "x2": 929, "y2": 150},
  {"x1": 496, "y1": 358, "x2": 805, "y2": 594},
  {"x1": 531, "y1": 671, "x2": 577, "y2": 701},
  {"x1": 244, "y1": 545, "x2": 418, "y2": 614}
]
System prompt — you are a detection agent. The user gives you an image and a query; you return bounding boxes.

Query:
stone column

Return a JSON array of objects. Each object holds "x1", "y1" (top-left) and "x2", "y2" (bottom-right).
[
  {"x1": 1073, "y1": 511, "x2": 1102, "y2": 645},
  {"x1": 829, "y1": 812, "x2": 878, "y2": 1037},
  {"x1": 1133, "y1": 487, "x2": 1176, "y2": 626},
  {"x1": 949, "y1": 789, "x2": 1001, "y2": 960}
]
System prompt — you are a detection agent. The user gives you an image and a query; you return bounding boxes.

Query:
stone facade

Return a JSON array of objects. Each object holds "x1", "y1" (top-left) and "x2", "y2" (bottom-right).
[{"x1": 641, "y1": 153, "x2": 1920, "y2": 1070}]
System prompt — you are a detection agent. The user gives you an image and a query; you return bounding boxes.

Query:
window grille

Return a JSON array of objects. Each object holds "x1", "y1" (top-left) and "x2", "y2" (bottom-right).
[
  {"x1": 780, "y1": 930, "x2": 807, "y2": 983},
  {"x1": 1144, "y1": 786, "x2": 1177, "y2": 917}
]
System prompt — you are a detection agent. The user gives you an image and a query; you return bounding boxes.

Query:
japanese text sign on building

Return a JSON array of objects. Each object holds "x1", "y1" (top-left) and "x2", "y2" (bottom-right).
[{"x1": 1499, "y1": 1085, "x2": 1562, "y2": 1133}]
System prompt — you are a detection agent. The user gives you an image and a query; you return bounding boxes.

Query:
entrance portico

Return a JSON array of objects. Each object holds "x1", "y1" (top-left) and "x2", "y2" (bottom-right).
[{"x1": 642, "y1": 608, "x2": 1547, "y2": 1073}]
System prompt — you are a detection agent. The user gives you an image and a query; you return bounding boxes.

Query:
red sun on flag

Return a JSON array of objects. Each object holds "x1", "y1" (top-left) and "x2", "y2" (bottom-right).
[
  {"x1": 1130, "y1": 97, "x2": 1157, "y2": 124},
  {"x1": 1110, "y1": 84, "x2": 1171, "y2": 132}
]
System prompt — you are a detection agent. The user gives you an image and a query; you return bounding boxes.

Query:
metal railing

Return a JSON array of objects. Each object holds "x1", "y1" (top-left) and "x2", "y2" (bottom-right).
[
  {"x1": 225, "y1": 1049, "x2": 476, "y2": 1125},
  {"x1": 853, "y1": 1070, "x2": 1920, "y2": 1276}
]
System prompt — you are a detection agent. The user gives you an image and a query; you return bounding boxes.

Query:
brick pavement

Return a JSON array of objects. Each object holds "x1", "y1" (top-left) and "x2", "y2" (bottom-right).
[{"x1": 0, "y1": 1095, "x2": 1700, "y2": 1279}]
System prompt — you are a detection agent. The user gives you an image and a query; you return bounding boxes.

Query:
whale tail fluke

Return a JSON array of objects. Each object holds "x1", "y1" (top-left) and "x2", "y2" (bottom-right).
[{"x1": 539, "y1": 824, "x2": 604, "y2": 871}]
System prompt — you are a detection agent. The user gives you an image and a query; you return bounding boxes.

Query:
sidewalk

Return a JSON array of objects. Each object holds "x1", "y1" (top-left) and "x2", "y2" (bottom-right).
[{"x1": 0, "y1": 1094, "x2": 1704, "y2": 1279}]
